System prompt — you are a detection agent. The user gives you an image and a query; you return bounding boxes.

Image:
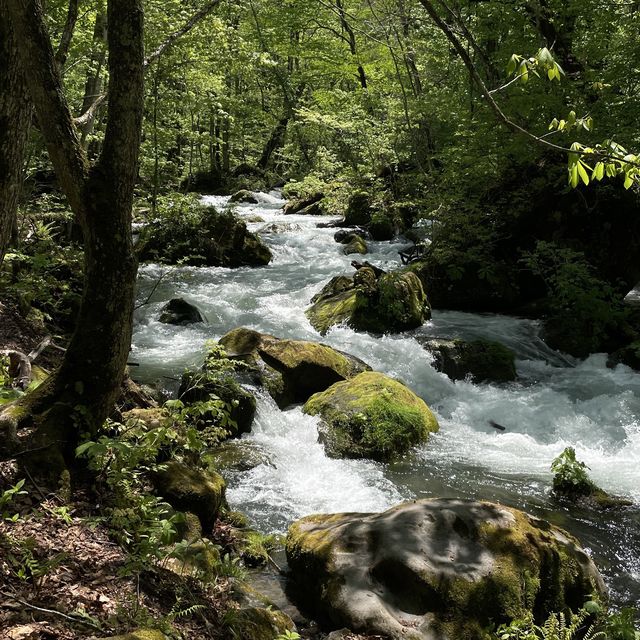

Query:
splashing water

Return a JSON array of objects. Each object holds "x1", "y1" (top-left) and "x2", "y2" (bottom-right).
[{"x1": 132, "y1": 191, "x2": 640, "y2": 606}]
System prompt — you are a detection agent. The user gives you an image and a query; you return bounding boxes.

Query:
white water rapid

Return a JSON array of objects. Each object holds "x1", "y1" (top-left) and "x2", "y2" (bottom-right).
[{"x1": 132, "y1": 191, "x2": 640, "y2": 607}]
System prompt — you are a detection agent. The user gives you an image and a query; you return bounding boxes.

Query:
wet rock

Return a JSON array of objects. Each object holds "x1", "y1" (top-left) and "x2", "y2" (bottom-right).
[
  {"x1": 204, "y1": 441, "x2": 272, "y2": 472},
  {"x1": 283, "y1": 192, "x2": 325, "y2": 215},
  {"x1": 418, "y1": 337, "x2": 517, "y2": 382},
  {"x1": 218, "y1": 327, "x2": 370, "y2": 409},
  {"x1": 259, "y1": 222, "x2": 303, "y2": 234},
  {"x1": 224, "y1": 606, "x2": 296, "y2": 640},
  {"x1": 159, "y1": 298, "x2": 206, "y2": 326},
  {"x1": 230, "y1": 189, "x2": 259, "y2": 204},
  {"x1": 286, "y1": 499, "x2": 606, "y2": 640},
  {"x1": 246, "y1": 215, "x2": 266, "y2": 223},
  {"x1": 151, "y1": 461, "x2": 227, "y2": 531},
  {"x1": 334, "y1": 228, "x2": 370, "y2": 243},
  {"x1": 343, "y1": 235, "x2": 368, "y2": 256},
  {"x1": 303, "y1": 371, "x2": 439, "y2": 461},
  {"x1": 608, "y1": 340, "x2": 640, "y2": 371},
  {"x1": 307, "y1": 267, "x2": 430, "y2": 335},
  {"x1": 138, "y1": 205, "x2": 272, "y2": 267}
]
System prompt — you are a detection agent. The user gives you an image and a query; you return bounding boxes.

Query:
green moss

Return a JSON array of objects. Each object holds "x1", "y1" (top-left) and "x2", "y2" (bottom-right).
[
  {"x1": 226, "y1": 607, "x2": 296, "y2": 640},
  {"x1": 343, "y1": 235, "x2": 368, "y2": 255},
  {"x1": 304, "y1": 371, "x2": 438, "y2": 460},
  {"x1": 152, "y1": 461, "x2": 227, "y2": 530},
  {"x1": 236, "y1": 530, "x2": 279, "y2": 567},
  {"x1": 306, "y1": 289, "x2": 359, "y2": 335}
]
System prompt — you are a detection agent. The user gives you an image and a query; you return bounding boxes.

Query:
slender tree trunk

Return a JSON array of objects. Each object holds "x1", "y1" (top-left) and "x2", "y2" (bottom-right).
[
  {"x1": 1, "y1": 0, "x2": 143, "y2": 474},
  {"x1": 336, "y1": 0, "x2": 368, "y2": 89},
  {"x1": 0, "y1": 0, "x2": 31, "y2": 265},
  {"x1": 79, "y1": 7, "x2": 108, "y2": 148}
]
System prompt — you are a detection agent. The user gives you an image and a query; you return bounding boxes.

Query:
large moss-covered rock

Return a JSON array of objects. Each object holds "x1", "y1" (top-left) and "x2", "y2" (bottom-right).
[
  {"x1": 307, "y1": 267, "x2": 431, "y2": 335},
  {"x1": 225, "y1": 606, "x2": 296, "y2": 640},
  {"x1": 152, "y1": 461, "x2": 226, "y2": 531},
  {"x1": 418, "y1": 338, "x2": 517, "y2": 382},
  {"x1": 303, "y1": 371, "x2": 439, "y2": 461},
  {"x1": 138, "y1": 205, "x2": 272, "y2": 267},
  {"x1": 218, "y1": 327, "x2": 370, "y2": 408},
  {"x1": 178, "y1": 364, "x2": 257, "y2": 438},
  {"x1": 229, "y1": 189, "x2": 259, "y2": 204},
  {"x1": 285, "y1": 499, "x2": 606, "y2": 640},
  {"x1": 343, "y1": 192, "x2": 373, "y2": 226},
  {"x1": 284, "y1": 191, "x2": 326, "y2": 216},
  {"x1": 343, "y1": 235, "x2": 368, "y2": 255}
]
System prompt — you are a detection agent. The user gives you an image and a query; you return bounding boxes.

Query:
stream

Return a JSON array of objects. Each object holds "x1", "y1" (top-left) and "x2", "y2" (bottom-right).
[{"x1": 132, "y1": 191, "x2": 640, "y2": 609}]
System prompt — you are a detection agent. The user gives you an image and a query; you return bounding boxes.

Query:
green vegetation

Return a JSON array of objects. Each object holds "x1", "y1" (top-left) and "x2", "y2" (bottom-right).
[{"x1": 1, "y1": 0, "x2": 640, "y2": 637}]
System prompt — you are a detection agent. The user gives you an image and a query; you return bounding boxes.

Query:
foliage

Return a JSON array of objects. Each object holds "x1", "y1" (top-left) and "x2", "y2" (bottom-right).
[
  {"x1": 0, "y1": 479, "x2": 27, "y2": 521},
  {"x1": 75, "y1": 418, "x2": 187, "y2": 568},
  {"x1": 604, "y1": 608, "x2": 640, "y2": 640},
  {"x1": 522, "y1": 241, "x2": 629, "y2": 355},
  {"x1": 496, "y1": 608, "x2": 605, "y2": 640},
  {"x1": 551, "y1": 447, "x2": 594, "y2": 497}
]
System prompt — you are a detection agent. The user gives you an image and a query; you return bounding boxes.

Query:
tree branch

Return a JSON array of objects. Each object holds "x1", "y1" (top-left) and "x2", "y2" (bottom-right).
[
  {"x1": 5, "y1": 0, "x2": 89, "y2": 223},
  {"x1": 54, "y1": 0, "x2": 79, "y2": 69},
  {"x1": 417, "y1": 0, "x2": 640, "y2": 169},
  {"x1": 144, "y1": 0, "x2": 221, "y2": 67}
]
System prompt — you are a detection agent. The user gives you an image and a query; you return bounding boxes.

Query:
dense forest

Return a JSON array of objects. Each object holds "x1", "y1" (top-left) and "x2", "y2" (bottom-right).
[{"x1": 1, "y1": 0, "x2": 639, "y2": 639}]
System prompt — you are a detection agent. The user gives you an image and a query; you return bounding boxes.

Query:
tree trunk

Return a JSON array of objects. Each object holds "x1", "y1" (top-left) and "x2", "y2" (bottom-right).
[
  {"x1": 0, "y1": 0, "x2": 31, "y2": 265},
  {"x1": 1, "y1": 0, "x2": 143, "y2": 475}
]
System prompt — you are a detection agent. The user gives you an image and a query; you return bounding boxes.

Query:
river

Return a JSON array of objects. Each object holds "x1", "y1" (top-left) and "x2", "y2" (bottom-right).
[{"x1": 132, "y1": 191, "x2": 640, "y2": 608}]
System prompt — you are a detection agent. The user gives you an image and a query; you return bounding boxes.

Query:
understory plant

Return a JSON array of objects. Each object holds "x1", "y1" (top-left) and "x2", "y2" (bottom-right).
[
  {"x1": 496, "y1": 608, "x2": 604, "y2": 640},
  {"x1": 551, "y1": 447, "x2": 595, "y2": 497}
]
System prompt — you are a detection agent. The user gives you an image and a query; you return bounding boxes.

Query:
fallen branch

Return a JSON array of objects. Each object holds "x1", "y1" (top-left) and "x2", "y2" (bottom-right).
[
  {"x1": 0, "y1": 590, "x2": 103, "y2": 631},
  {"x1": 1, "y1": 350, "x2": 32, "y2": 390}
]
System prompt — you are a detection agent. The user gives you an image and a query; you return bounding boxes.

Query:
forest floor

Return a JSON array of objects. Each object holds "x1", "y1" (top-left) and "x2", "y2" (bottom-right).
[{"x1": 0, "y1": 488, "x2": 231, "y2": 640}]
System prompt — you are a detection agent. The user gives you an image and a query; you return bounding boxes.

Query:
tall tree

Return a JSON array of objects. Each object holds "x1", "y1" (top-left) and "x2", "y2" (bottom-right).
[
  {"x1": 0, "y1": 0, "x2": 144, "y2": 472},
  {"x1": 0, "y1": 0, "x2": 31, "y2": 264}
]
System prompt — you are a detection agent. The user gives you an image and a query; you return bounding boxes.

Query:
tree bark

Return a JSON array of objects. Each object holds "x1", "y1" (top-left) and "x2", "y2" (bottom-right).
[
  {"x1": 0, "y1": 0, "x2": 31, "y2": 264},
  {"x1": 1, "y1": 0, "x2": 144, "y2": 473}
]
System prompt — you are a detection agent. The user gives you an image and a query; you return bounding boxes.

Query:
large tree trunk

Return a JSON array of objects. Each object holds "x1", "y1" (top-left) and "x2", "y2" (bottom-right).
[
  {"x1": 0, "y1": 0, "x2": 30, "y2": 264},
  {"x1": 1, "y1": 0, "x2": 143, "y2": 474}
]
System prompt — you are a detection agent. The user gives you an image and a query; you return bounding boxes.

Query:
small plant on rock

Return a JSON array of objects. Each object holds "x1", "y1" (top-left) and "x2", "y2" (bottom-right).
[{"x1": 551, "y1": 447, "x2": 594, "y2": 497}]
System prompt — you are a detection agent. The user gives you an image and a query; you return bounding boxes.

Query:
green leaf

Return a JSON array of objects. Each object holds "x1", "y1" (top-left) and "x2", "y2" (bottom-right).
[
  {"x1": 577, "y1": 162, "x2": 590, "y2": 185},
  {"x1": 592, "y1": 162, "x2": 605, "y2": 181},
  {"x1": 569, "y1": 164, "x2": 579, "y2": 188},
  {"x1": 624, "y1": 174, "x2": 633, "y2": 189}
]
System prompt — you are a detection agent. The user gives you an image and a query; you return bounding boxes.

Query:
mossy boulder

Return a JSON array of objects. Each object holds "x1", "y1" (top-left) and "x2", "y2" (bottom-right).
[
  {"x1": 303, "y1": 371, "x2": 439, "y2": 461},
  {"x1": 218, "y1": 327, "x2": 370, "y2": 408},
  {"x1": 138, "y1": 205, "x2": 272, "y2": 267},
  {"x1": 285, "y1": 498, "x2": 606, "y2": 640},
  {"x1": 608, "y1": 339, "x2": 640, "y2": 371},
  {"x1": 225, "y1": 607, "x2": 296, "y2": 640},
  {"x1": 159, "y1": 298, "x2": 206, "y2": 326},
  {"x1": 343, "y1": 192, "x2": 373, "y2": 226},
  {"x1": 152, "y1": 461, "x2": 227, "y2": 531},
  {"x1": 418, "y1": 338, "x2": 517, "y2": 382},
  {"x1": 229, "y1": 189, "x2": 259, "y2": 204},
  {"x1": 307, "y1": 267, "x2": 431, "y2": 335},
  {"x1": 203, "y1": 440, "x2": 272, "y2": 472},
  {"x1": 283, "y1": 191, "x2": 325, "y2": 215},
  {"x1": 343, "y1": 235, "x2": 368, "y2": 256},
  {"x1": 178, "y1": 364, "x2": 257, "y2": 439}
]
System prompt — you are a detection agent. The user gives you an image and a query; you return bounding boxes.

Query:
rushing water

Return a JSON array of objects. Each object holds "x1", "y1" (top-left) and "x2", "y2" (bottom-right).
[{"x1": 132, "y1": 191, "x2": 640, "y2": 607}]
